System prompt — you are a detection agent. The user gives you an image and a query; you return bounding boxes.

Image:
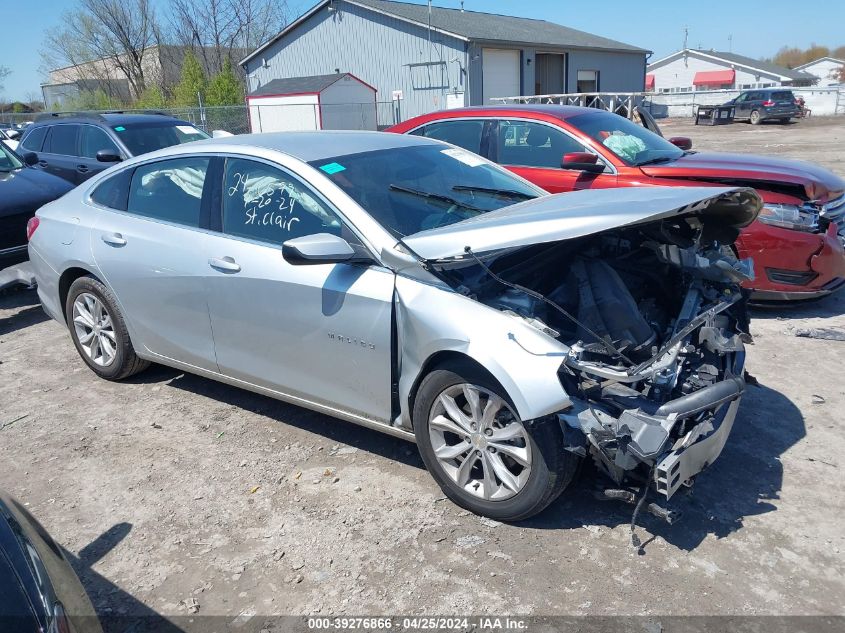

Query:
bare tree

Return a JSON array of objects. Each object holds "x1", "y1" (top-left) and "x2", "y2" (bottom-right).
[
  {"x1": 167, "y1": 0, "x2": 289, "y2": 75},
  {"x1": 41, "y1": 0, "x2": 159, "y2": 99},
  {"x1": 0, "y1": 66, "x2": 10, "y2": 94}
]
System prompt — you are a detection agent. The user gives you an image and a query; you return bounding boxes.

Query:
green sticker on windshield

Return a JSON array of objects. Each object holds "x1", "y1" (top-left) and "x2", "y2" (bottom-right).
[
  {"x1": 320, "y1": 162, "x2": 346, "y2": 175},
  {"x1": 114, "y1": 126, "x2": 126, "y2": 132}
]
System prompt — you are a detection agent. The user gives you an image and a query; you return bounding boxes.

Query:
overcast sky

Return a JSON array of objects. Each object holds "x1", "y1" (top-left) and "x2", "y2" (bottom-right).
[{"x1": 1, "y1": 0, "x2": 840, "y2": 102}]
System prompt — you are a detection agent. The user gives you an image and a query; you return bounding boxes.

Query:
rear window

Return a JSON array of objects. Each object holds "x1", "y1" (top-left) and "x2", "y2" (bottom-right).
[
  {"x1": 771, "y1": 91, "x2": 795, "y2": 101},
  {"x1": 20, "y1": 126, "x2": 47, "y2": 152},
  {"x1": 90, "y1": 169, "x2": 132, "y2": 210},
  {"x1": 112, "y1": 122, "x2": 209, "y2": 157}
]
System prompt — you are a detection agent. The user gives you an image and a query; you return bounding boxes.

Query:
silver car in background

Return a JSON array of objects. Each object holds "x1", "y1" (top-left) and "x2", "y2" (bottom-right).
[{"x1": 28, "y1": 131, "x2": 761, "y2": 522}]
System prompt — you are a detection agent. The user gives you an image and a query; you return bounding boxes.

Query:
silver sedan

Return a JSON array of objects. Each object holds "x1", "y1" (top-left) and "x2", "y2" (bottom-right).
[{"x1": 28, "y1": 131, "x2": 760, "y2": 521}]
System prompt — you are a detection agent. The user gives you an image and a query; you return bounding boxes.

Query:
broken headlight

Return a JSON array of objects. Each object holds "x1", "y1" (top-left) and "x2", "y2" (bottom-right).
[{"x1": 758, "y1": 203, "x2": 818, "y2": 232}]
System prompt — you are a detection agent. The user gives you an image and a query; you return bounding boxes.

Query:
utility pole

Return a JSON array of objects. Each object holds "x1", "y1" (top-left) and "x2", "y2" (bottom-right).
[{"x1": 683, "y1": 25, "x2": 689, "y2": 50}]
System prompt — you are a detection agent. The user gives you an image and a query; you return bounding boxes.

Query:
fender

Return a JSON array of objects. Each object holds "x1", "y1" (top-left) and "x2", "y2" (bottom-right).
[{"x1": 394, "y1": 275, "x2": 572, "y2": 429}]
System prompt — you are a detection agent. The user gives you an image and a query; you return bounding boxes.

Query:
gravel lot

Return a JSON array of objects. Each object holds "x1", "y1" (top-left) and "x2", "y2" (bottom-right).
[{"x1": 1, "y1": 116, "x2": 844, "y2": 628}]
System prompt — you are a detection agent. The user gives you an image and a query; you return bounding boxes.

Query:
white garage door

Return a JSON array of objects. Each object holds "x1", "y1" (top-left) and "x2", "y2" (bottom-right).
[{"x1": 482, "y1": 48, "x2": 520, "y2": 104}]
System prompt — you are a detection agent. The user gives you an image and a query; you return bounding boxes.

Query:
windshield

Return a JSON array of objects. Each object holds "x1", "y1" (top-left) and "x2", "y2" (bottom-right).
[
  {"x1": 112, "y1": 122, "x2": 209, "y2": 156},
  {"x1": 309, "y1": 144, "x2": 543, "y2": 238},
  {"x1": 568, "y1": 110, "x2": 684, "y2": 166},
  {"x1": 0, "y1": 141, "x2": 24, "y2": 172}
]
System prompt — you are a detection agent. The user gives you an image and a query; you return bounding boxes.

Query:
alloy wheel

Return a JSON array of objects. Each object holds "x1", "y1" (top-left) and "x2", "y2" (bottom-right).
[
  {"x1": 428, "y1": 383, "x2": 532, "y2": 501},
  {"x1": 72, "y1": 292, "x2": 117, "y2": 367}
]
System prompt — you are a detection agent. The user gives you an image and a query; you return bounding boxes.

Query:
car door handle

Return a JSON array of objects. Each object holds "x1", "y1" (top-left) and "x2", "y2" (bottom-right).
[
  {"x1": 101, "y1": 233, "x2": 127, "y2": 247},
  {"x1": 77, "y1": 164, "x2": 89, "y2": 173},
  {"x1": 38, "y1": 160, "x2": 48, "y2": 168},
  {"x1": 208, "y1": 256, "x2": 241, "y2": 273}
]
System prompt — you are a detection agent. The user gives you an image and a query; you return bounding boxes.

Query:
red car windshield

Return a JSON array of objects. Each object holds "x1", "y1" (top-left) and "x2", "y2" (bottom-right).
[{"x1": 568, "y1": 110, "x2": 684, "y2": 167}]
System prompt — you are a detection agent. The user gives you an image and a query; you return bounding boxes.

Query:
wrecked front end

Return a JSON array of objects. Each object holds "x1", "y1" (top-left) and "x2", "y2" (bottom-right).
[{"x1": 425, "y1": 188, "x2": 762, "y2": 514}]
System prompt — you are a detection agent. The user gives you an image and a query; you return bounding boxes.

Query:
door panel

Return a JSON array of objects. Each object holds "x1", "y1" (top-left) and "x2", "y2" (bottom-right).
[
  {"x1": 204, "y1": 237, "x2": 396, "y2": 422},
  {"x1": 77, "y1": 125, "x2": 122, "y2": 183},
  {"x1": 204, "y1": 157, "x2": 395, "y2": 422},
  {"x1": 39, "y1": 125, "x2": 81, "y2": 184},
  {"x1": 90, "y1": 156, "x2": 217, "y2": 370}
]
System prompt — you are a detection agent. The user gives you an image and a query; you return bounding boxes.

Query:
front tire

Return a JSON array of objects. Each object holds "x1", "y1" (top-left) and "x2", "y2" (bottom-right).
[
  {"x1": 65, "y1": 275, "x2": 149, "y2": 380},
  {"x1": 413, "y1": 366, "x2": 578, "y2": 521}
]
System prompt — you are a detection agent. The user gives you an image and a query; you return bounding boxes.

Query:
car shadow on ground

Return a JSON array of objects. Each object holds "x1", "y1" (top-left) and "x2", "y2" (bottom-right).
[
  {"x1": 0, "y1": 288, "x2": 49, "y2": 336},
  {"x1": 63, "y1": 522, "x2": 187, "y2": 633},
  {"x1": 126, "y1": 364, "x2": 425, "y2": 470},
  {"x1": 750, "y1": 291, "x2": 845, "y2": 321},
  {"x1": 519, "y1": 380, "x2": 805, "y2": 552}
]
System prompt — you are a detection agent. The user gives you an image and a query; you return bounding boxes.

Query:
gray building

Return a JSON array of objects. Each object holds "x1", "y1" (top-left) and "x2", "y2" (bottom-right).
[{"x1": 240, "y1": 0, "x2": 649, "y2": 123}]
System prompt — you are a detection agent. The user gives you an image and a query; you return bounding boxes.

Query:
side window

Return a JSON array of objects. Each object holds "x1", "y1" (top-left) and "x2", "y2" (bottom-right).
[
  {"x1": 222, "y1": 158, "x2": 343, "y2": 244},
  {"x1": 498, "y1": 121, "x2": 589, "y2": 168},
  {"x1": 45, "y1": 124, "x2": 79, "y2": 156},
  {"x1": 127, "y1": 157, "x2": 210, "y2": 227},
  {"x1": 20, "y1": 126, "x2": 47, "y2": 152},
  {"x1": 735, "y1": 93, "x2": 748, "y2": 103},
  {"x1": 90, "y1": 169, "x2": 133, "y2": 211},
  {"x1": 80, "y1": 126, "x2": 120, "y2": 159},
  {"x1": 412, "y1": 120, "x2": 484, "y2": 155}
]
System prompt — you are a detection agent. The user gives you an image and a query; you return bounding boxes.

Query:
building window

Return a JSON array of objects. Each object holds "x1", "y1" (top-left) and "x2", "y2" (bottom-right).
[{"x1": 576, "y1": 70, "x2": 599, "y2": 92}]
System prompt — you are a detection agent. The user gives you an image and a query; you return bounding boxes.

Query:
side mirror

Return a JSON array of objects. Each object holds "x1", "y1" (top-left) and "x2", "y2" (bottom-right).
[
  {"x1": 22, "y1": 152, "x2": 39, "y2": 166},
  {"x1": 668, "y1": 136, "x2": 692, "y2": 150},
  {"x1": 283, "y1": 233, "x2": 356, "y2": 265},
  {"x1": 96, "y1": 149, "x2": 122, "y2": 163},
  {"x1": 561, "y1": 152, "x2": 605, "y2": 174}
]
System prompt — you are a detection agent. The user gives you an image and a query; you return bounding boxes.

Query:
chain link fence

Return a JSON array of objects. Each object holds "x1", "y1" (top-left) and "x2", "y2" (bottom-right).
[{"x1": 1, "y1": 101, "x2": 401, "y2": 133}]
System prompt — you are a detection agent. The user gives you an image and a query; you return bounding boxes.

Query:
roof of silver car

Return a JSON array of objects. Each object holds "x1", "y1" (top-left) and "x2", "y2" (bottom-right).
[{"x1": 190, "y1": 130, "x2": 433, "y2": 162}]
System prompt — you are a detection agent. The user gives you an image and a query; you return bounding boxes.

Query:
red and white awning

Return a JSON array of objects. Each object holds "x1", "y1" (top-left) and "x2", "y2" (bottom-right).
[{"x1": 692, "y1": 69, "x2": 736, "y2": 86}]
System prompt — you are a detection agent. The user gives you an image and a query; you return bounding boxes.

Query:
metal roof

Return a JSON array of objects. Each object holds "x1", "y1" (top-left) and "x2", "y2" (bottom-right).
[
  {"x1": 243, "y1": 0, "x2": 648, "y2": 65},
  {"x1": 248, "y1": 73, "x2": 374, "y2": 97},
  {"x1": 351, "y1": 0, "x2": 647, "y2": 51},
  {"x1": 649, "y1": 49, "x2": 816, "y2": 81}
]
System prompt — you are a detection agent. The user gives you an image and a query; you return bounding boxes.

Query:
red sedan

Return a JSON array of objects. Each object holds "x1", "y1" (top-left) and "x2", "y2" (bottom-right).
[{"x1": 388, "y1": 105, "x2": 845, "y2": 300}]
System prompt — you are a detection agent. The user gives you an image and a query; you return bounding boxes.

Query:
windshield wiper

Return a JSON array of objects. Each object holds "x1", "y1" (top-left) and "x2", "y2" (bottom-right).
[
  {"x1": 389, "y1": 184, "x2": 483, "y2": 211},
  {"x1": 636, "y1": 156, "x2": 676, "y2": 166},
  {"x1": 452, "y1": 185, "x2": 537, "y2": 201}
]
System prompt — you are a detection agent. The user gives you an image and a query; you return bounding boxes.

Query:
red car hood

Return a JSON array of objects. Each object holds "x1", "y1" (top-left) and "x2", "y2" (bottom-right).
[{"x1": 639, "y1": 152, "x2": 845, "y2": 203}]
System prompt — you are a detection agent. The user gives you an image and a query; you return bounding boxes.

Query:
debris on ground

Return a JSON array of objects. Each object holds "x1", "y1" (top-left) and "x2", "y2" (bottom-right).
[{"x1": 793, "y1": 327, "x2": 845, "y2": 341}]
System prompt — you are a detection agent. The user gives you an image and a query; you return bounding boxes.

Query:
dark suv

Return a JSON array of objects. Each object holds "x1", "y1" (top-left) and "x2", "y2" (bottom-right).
[
  {"x1": 726, "y1": 89, "x2": 799, "y2": 125},
  {"x1": 17, "y1": 112, "x2": 210, "y2": 185}
]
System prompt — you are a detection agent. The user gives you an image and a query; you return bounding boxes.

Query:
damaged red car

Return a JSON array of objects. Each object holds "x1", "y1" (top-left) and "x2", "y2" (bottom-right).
[{"x1": 389, "y1": 105, "x2": 845, "y2": 300}]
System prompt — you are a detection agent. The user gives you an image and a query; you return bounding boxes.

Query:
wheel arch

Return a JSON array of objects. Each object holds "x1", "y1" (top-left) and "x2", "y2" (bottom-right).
[
  {"x1": 406, "y1": 351, "x2": 508, "y2": 429},
  {"x1": 58, "y1": 267, "x2": 103, "y2": 324}
]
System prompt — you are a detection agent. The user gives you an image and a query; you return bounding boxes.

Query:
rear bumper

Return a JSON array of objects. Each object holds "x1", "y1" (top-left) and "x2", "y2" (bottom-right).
[
  {"x1": 0, "y1": 260, "x2": 36, "y2": 292},
  {"x1": 739, "y1": 222, "x2": 845, "y2": 301}
]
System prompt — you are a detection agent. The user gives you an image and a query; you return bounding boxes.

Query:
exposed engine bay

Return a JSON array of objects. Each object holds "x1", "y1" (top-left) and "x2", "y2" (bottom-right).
[{"x1": 431, "y1": 205, "x2": 756, "y2": 509}]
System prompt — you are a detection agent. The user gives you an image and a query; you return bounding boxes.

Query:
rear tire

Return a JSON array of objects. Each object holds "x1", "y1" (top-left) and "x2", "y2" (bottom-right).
[
  {"x1": 413, "y1": 365, "x2": 578, "y2": 521},
  {"x1": 65, "y1": 275, "x2": 149, "y2": 381},
  {"x1": 750, "y1": 110, "x2": 762, "y2": 125}
]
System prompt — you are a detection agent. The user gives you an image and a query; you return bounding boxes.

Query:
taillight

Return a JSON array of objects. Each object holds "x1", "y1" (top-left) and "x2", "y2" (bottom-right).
[
  {"x1": 762, "y1": 100, "x2": 775, "y2": 107},
  {"x1": 26, "y1": 216, "x2": 39, "y2": 241}
]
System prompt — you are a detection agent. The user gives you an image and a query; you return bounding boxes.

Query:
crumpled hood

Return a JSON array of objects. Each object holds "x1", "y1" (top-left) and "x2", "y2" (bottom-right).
[
  {"x1": 402, "y1": 186, "x2": 761, "y2": 261},
  {"x1": 639, "y1": 152, "x2": 845, "y2": 202}
]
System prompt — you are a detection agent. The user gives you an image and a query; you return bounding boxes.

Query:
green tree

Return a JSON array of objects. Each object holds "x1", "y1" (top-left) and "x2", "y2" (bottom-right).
[
  {"x1": 69, "y1": 89, "x2": 121, "y2": 110},
  {"x1": 172, "y1": 52, "x2": 207, "y2": 107},
  {"x1": 135, "y1": 85, "x2": 168, "y2": 109},
  {"x1": 205, "y1": 58, "x2": 243, "y2": 106}
]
